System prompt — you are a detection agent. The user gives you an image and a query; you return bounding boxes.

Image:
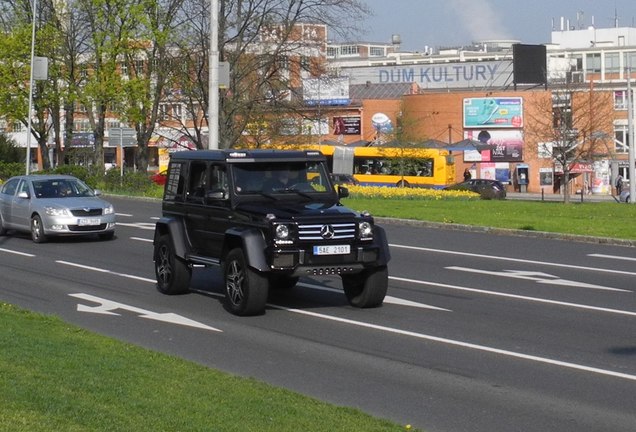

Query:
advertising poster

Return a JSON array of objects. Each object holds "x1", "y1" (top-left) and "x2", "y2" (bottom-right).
[
  {"x1": 333, "y1": 116, "x2": 361, "y2": 135},
  {"x1": 463, "y1": 129, "x2": 524, "y2": 162},
  {"x1": 463, "y1": 97, "x2": 523, "y2": 128}
]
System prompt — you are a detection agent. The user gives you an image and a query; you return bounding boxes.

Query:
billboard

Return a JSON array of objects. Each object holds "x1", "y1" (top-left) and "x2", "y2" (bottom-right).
[
  {"x1": 463, "y1": 129, "x2": 524, "y2": 162},
  {"x1": 333, "y1": 116, "x2": 361, "y2": 135},
  {"x1": 463, "y1": 97, "x2": 523, "y2": 129},
  {"x1": 303, "y1": 77, "x2": 350, "y2": 106}
]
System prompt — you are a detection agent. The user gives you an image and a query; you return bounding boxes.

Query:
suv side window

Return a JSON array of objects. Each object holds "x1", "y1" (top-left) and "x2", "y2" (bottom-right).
[
  {"x1": 187, "y1": 162, "x2": 208, "y2": 202},
  {"x1": 165, "y1": 162, "x2": 186, "y2": 201},
  {"x1": 208, "y1": 164, "x2": 228, "y2": 199}
]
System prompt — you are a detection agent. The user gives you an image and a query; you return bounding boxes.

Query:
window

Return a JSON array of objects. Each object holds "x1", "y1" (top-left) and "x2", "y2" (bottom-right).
[
  {"x1": 624, "y1": 52, "x2": 636, "y2": 69},
  {"x1": 605, "y1": 52, "x2": 620, "y2": 74},
  {"x1": 369, "y1": 47, "x2": 384, "y2": 57},
  {"x1": 585, "y1": 53, "x2": 601, "y2": 73},
  {"x1": 614, "y1": 90, "x2": 627, "y2": 110},
  {"x1": 340, "y1": 45, "x2": 359, "y2": 56},
  {"x1": 615, "y1": 125, "x2": 629, "y2": 154}
]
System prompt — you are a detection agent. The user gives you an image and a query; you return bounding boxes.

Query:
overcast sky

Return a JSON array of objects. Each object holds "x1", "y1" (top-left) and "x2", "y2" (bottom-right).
[{"x1": 358, "y1": 0, "x2": 636, "y2": 51}]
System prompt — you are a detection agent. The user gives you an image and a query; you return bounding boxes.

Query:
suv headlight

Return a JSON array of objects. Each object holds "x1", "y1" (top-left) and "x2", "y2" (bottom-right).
[
  {"x1": 45, "y1": 207, "x2": 69, "y2": 216},
  {"x1": 275, "y1": 224, "x2": 290, "y2": 240},
  {"x1": 103, "y1": 205, "x2": 114, "y2": 215},
  {"x1": 359, "y1": 221, "x2": 373, "y2": 240}
]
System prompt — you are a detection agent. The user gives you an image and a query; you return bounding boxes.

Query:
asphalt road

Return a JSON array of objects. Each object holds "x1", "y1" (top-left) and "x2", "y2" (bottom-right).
[{"x1": 1, "y1": 196, "x2": 635, "y2": 432}]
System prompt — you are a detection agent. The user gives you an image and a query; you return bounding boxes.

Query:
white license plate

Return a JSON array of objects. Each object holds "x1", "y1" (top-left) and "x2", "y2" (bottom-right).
[
  {"x1": 313, "y1": 245, "x2": 350, "y2": 255},
  {"x1": 78, "y1": 218, "x2": 100, "y2": 226}
]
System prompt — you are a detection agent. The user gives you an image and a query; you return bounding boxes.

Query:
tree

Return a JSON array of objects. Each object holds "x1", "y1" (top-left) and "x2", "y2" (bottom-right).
[
  {"x1": 170, "y1": 0, "x2": 370, "y2": 149},
  {"x1": 524, "y1": 85, "x2": 614, "y2": 203}
]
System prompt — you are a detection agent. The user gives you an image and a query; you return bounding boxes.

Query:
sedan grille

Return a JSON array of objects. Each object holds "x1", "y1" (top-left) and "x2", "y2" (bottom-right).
[
  {"x1": 298, "y1": 222, "x2": 355, "y2": 241},
  {"x1": 71, "y1": 208, "x2": 102, "y2": 217}
]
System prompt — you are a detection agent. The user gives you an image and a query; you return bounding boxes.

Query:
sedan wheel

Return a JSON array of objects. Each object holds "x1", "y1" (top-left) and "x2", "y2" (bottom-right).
[{"x1": 30, "y1": 215, "x2": 47, "y2": 243}]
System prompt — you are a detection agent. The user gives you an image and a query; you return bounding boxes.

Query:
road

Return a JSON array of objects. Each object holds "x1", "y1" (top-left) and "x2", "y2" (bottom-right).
[{"x1": 1, "y1": 196, "x2": 635, "y2": 432}]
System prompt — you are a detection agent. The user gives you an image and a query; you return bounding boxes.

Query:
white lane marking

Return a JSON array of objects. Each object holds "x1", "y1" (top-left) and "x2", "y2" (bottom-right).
[
  {"x1": 131, "y1": 237, "x2": 153, "y2": 243},
  {"x1": 269, "y1": 304, "x2": 636, "y2": 382},
  {"x1": 390, "y1": 244, "x2": 636, "y2": 277},
  {"x1": 69, "y1": 293, "x2": 221, "y2": 332},
  {"x1": 446, "y1": 267, "x2": 630, "y2": 292},
  {"x1": 0, "y1": 248, "x2": 35, "y2": 257},
  {"x1": 116, "y1": 222, "x2": 155, "y2": 230},
  {"x1": 115, "y1": 213, "x2": 133, "y2": 217},
  {"x1": 588, "y1": 253, "x2": 636, "y2": 262},
  {"x1": 55, "y1": 261, "x2": 636, "y2": 380},
  {"x1": 390, "y1": 275, "x2": 636, "y2": 317},
  {"x1": 150, "y1": 217, "x2": 160, "y2": 220},
  {"x1": 298, "y1": 282, "x2": 450, "y2": 311},
  {"x1": 56, "y1": 260, "x2": 156, "y2": 283}
]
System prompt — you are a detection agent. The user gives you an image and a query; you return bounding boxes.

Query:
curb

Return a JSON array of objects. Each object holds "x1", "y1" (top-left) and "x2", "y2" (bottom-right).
[{"x1": 375, "y1": 217, "x2": 636, "y2": 248}]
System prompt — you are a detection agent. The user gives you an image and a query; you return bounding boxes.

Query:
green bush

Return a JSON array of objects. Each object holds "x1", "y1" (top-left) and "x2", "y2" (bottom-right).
[{"x1": 0, "y1": 161, "x2": 26, "y2": 181}]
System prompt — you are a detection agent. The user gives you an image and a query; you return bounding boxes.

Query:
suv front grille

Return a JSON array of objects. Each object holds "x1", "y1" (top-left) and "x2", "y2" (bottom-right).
[{"x1": 297, "y1": 222, "x2": 355, "y2": 241}]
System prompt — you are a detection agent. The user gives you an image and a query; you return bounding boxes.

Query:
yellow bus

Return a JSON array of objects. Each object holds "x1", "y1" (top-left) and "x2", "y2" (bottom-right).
[{"x1": 312, "y1": 145, "x2": 456, "y2": 188}]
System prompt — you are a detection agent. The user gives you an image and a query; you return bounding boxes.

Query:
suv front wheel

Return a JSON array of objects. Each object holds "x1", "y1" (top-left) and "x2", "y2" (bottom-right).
[
  {"x1": 224, "y1": 248, "x2": 269, "y2": 316},
  {"x1": 155, "y1": 234, "x2": 191, "y2": 294},
  {"x1": 341, "y1": 266, "x2": 388, "y2": 308}
]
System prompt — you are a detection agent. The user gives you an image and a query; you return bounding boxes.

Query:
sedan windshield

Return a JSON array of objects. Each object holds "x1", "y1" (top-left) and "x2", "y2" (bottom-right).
[{"x1": 33, "y1": 179, "x2": 95, "y2": 199}]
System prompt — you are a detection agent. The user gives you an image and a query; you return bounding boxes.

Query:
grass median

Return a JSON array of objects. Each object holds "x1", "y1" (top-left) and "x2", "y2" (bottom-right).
[
  {"x1": 342, "y1": 197, "x2": 636, "y2": 241},
  {"x1": 0, "y1": 303, "x2": 414, "y2": 431}
]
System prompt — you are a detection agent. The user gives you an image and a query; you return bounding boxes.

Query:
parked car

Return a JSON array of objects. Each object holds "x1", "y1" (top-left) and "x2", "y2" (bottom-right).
[
  {"x1": 150, "y1": 170, "x2": 167, "y2": 185},
  {"x1": 329, "y1": 173, "x2": 360, "y2": 186},
  {"x1": 619, "y1": 190, "x2": 630, "y2": 203},
  {"x1": 0, "y1": 175, "x2": 116, "y2": 243},
  {"x1": 444, "y1": 178, "x2": 507, "y2": 199}
]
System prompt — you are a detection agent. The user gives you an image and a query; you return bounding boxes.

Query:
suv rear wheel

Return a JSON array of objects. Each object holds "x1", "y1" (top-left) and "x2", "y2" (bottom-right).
[
  {"x1": 224, "y1": 248, "x2": 269, "y2": 316},
  {"x1": 155, "y1": 234, "x2": 191, "y2": 294},
  {"x1": 342, "y1": 266, "x2": 388, "y2": 308}
]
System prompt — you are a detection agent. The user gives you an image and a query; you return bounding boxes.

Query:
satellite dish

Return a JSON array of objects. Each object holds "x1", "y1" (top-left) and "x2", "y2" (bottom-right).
[{"x1": 371, "y1": 113, "x2": 392, "y2": 132}]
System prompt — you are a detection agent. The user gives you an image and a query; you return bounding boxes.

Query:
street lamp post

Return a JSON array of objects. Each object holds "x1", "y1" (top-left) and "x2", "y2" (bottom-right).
[
  {"x1": 25, "y1": 0, "x2": 38, "y2": 174},
  {"x1": 208, "y1": 0, "x2": 219, "y2": 149},
  {"x1": 627, "y1": 68, "x2": 636, "y2": 204}
]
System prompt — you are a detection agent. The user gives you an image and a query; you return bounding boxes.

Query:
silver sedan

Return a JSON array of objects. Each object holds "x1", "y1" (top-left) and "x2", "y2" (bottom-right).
[{"x1": 0, "y1": 174, "x2": 116, "y2": 243}]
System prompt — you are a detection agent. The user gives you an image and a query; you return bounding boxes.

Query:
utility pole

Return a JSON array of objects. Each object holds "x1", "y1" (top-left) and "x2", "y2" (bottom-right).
[
  {"x1": 627, "y1": 67, "x2": 635, "y2": 204},
  {"x1": 25, "y1": 0, "x2": 37, "y2": 174},
  {"x1": 208, "y1": 0, "x2": 219, "y2": 149}
]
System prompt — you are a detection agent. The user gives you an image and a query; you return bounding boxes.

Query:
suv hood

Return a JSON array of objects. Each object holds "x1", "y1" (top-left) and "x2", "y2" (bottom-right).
[{"x1": 235, "y1": 201, "x2": 359, "y2": 220}]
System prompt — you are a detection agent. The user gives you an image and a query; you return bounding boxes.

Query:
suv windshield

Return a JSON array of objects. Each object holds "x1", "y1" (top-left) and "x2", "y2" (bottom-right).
[{"x1": 232, "y1": 161, "x2": 332, "y2": 195}]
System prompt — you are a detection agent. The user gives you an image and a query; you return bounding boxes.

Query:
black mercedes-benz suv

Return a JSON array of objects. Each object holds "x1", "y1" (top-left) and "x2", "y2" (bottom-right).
[{"x1": 153, "y1": 149, "x2": 390, "y2": 316}]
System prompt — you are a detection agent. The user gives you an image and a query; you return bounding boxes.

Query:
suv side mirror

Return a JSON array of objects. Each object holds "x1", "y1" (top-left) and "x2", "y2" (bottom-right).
[{"x1": 337, "y1": 185, "x2": 349, "y2": 198}]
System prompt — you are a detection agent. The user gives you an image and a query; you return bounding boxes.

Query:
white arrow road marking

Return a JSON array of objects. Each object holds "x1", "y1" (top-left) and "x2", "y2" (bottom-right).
[
  {"x1": 69, "y1": 293, "x2": 221, "y2": 332},
  {"x1": 298, "y1": 282, "x2": 450, "y2": 311},
  {"x1": 446, "y1": 267, "x2": 630, "y2": 292}
]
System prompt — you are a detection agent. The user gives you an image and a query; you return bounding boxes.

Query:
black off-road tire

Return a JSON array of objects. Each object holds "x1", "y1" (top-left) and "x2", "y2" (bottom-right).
[
  {"x1": 341, "y1": 266, "x2": 388, "y2": 308},
  {"x1": 154, "y1": 234, "x2": 191, "y2": 295},
  {"x1": 224, "y1": 248, "x2": 269, "y2": 316}
]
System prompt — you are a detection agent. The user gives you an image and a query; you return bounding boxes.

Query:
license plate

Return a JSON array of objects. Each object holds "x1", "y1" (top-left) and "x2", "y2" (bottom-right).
[
  {"x1": 78, "y1": 218, "x2": 100, "y2": 226},
  {"x1": 313, "y1": 245, "x2": 350, "y2": 255}
]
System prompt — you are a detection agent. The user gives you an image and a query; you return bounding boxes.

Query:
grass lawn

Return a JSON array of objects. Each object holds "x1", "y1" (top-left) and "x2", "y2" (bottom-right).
[{"x1": 0, "y1": 303, "x2": 414, "y2": 431}]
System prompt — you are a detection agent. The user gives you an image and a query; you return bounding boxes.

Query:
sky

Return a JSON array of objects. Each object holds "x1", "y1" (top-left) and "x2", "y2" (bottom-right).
[{"x1": 358, "y1": 0, "x2": 636, "y2": 51}]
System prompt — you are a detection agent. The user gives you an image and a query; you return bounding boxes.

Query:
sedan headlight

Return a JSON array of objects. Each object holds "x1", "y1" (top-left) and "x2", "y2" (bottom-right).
[
  {"x1": 358, "y1": 221, "x2": 373, "y2": 240},
  {"x1": 103, "y1": 205, "x2": 114, "y2": 215},
  {"x1": 45, "y1": 207, "x2": 70, "y2": 216}
]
